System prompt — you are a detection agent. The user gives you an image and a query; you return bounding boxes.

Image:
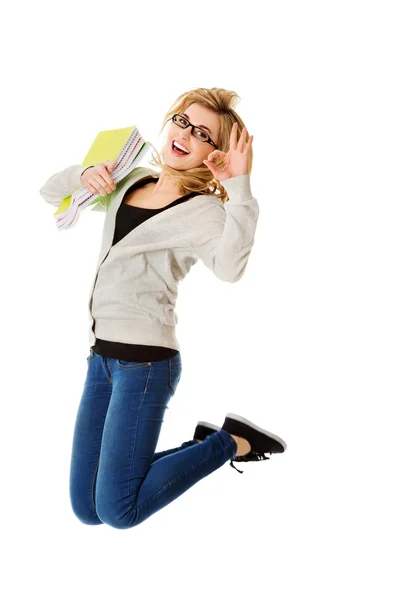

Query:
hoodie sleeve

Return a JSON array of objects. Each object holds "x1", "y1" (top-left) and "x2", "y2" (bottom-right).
[
  {"x1": 39, "y1": 164, "x2": 93, "y2": 207},
  {"x1": 189, "y1": 174, "x2": 260, "y2": 283}
]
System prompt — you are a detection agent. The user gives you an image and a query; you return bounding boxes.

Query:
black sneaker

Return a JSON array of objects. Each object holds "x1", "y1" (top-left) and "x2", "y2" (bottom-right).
[
  {"x1": 221, "y1": 413, "x2": 287, "y2": 474},
  {"x1": 193, "y1": 421, "x2": 221, "y2": 441}
]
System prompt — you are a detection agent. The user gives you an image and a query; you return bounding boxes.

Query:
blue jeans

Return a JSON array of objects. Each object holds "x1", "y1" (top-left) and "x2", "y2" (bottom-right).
[{"x1": 69, "y1": 348, "x2": 238, "y2": 529}]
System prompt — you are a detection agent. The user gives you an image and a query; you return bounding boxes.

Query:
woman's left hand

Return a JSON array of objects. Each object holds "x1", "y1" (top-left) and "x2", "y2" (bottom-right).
[{"x1": 203, "y1": 122, "x2": 253, "y2": 181}]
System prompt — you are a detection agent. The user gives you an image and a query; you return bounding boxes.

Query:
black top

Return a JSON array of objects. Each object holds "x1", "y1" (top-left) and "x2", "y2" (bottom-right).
[{"x1": 91, "y1": 176, "x2": 199, "y2": 362}]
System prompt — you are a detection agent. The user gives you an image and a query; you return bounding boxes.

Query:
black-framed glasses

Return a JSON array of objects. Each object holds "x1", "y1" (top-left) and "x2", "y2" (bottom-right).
[{"x1": 171, "y1": 114, "x2": 218, "y2": 150}]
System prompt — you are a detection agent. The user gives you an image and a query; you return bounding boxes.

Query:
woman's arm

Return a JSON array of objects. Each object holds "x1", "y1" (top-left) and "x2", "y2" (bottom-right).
[
  {"x1": 39, "y1": 164, "x2": 92, "y2": 207},
  {"x1": 189, "y1": 174, "x2": 260, "y2": 283}
]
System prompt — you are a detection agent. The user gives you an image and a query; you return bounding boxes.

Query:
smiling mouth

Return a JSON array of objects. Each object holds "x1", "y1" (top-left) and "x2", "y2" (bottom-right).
[{"x1": 171, "y1": 140, "x2": 190, "y2": 157}]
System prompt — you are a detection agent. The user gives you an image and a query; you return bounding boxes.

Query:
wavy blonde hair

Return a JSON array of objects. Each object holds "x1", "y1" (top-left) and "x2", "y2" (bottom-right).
[{"x1": 148, "y1": 87, "x2": 253, "y2": 205}]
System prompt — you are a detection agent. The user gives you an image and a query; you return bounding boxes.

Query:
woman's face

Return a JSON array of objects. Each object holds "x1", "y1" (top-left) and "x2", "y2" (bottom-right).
[{"x1": 164, "y1": 103, "x2": 221, "y2": 170}]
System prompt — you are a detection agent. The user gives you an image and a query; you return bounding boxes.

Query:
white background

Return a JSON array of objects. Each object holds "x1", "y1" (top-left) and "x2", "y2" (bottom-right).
[{"x1": 1, "y1": 1, "x2": 399, "y2": 598}]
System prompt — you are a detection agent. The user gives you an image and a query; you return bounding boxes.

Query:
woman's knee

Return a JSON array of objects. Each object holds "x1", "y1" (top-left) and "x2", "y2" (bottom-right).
[{"x1": 70, "y1": 495, "x2": 103, "y2": 526}]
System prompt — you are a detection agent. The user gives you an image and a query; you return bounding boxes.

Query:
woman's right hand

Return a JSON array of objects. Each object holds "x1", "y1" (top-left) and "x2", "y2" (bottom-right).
[{"x1": 80, "y1": 160, "x2": 117, "y2": 196}]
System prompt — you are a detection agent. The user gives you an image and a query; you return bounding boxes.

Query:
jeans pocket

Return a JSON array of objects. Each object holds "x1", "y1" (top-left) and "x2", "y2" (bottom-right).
[
  {"x1": 168, "y1": 355, "x2": 182, "y2": 394},
  {"x1": 117, "y1": 359, "x2": 152, "y2": 370},
  {"x1": 87, "y1": 348, "x2": 94, "y2": 362}
]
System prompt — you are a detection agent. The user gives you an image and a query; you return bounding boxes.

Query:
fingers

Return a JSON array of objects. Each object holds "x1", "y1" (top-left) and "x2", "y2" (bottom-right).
[
  {"x1": 207, "y1": 150, "x2": 224, "y2": 160},
  {"x1": 230, "y1": 123, "x2": 238, "y2": 151},
  {"x1": 244, "y1": 135, "x2": 254, "y2": 154},
  {"x1": 105, "y1": 159, "x2": 115, "y2": 170},
  {"x1": 203, "y1": 159, "x2": 217, "y2": 177},
  {"x1": 98, "y1": 163, "x2": 117, "y2": 192},
  {"x1": 237, "y1": 126, "x2": 248, "y2": 153},
  {"x1": 92, "y1": 174, "x2": 115, "y2": 196},
  {"x1": 83, "y1": 162, "x2": 117, "y2": 196},
  {"x1": 231, "y1": 122, "x2": 247, "y2": 151},
  {"x1": 230, "y1": 123, "x2": 253, "y2": 153}
]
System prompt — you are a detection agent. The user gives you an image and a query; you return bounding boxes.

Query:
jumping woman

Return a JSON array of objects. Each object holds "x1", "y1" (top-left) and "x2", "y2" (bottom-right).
[{"x1": 39, "y1": 87, "x2": 287, "y2": 530}]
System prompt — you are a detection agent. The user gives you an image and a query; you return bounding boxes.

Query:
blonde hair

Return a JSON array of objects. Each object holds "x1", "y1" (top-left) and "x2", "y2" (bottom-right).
[{"x1": 148, "y1": 87, "x2": 253, "y2": 205}]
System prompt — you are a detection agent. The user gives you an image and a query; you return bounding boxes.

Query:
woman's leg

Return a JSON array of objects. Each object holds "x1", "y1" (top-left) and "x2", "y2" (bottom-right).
[
  {"x1": 69, "y1": 349, "x2": 210, "y2": 526},
  {"x1": 69, "y1": 350, "x2": 112, "y2": 525},
  {"x1": 151, "y1": 439, "x2": 199, "y2": 462},
  {"x1": 95, "y1": 353, "x2": 237, "y2": 529},
  {"x1": 69, "y1": 350, "x2": 198, "y2": 526}
]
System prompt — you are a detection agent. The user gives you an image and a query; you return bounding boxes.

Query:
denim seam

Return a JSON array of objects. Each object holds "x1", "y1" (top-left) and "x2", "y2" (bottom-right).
[
  {"x1": 90, "y1": 455, "x2": 100, "y2": 512},
  {"x1": 168, "y1": 360, "x2": 180, "y2": 394},
  {"x1": 128, "y1": 366, "x2": 153, "y2": 501}
]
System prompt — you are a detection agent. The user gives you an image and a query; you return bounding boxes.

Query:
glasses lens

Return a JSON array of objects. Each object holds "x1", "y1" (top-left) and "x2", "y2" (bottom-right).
[
  {"x1": 193, "y1": 128, "x2": 209, "y2": 141},
  {"x1": 174, "y1": 114, "x2": 188, "y2": 128}
]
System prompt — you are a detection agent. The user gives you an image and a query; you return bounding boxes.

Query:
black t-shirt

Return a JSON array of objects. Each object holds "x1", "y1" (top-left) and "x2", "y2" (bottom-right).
[{"x1": 91, "y1": 176, "x2": 199, "y2": 362}]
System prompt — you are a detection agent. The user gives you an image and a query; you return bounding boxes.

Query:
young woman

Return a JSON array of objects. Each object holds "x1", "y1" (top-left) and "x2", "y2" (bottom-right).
[{"x1": 40, "y1": 87, "x2": 287, "y2": 530}]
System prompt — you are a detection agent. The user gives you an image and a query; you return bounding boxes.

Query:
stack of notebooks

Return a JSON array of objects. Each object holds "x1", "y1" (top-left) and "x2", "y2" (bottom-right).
[{"x1": 54, "y1": 125, "x2": 153, "y2": 231}]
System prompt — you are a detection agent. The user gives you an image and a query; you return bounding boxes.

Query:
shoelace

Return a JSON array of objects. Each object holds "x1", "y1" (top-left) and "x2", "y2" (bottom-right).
[{"x1": 229, "y1": 451, "x2": 271, "y2": 474}]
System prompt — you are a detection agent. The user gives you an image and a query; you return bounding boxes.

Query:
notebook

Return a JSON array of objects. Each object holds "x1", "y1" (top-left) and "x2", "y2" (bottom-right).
[{"x1": 54, "y1": 125, "x2": 153, "y2": 231}]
